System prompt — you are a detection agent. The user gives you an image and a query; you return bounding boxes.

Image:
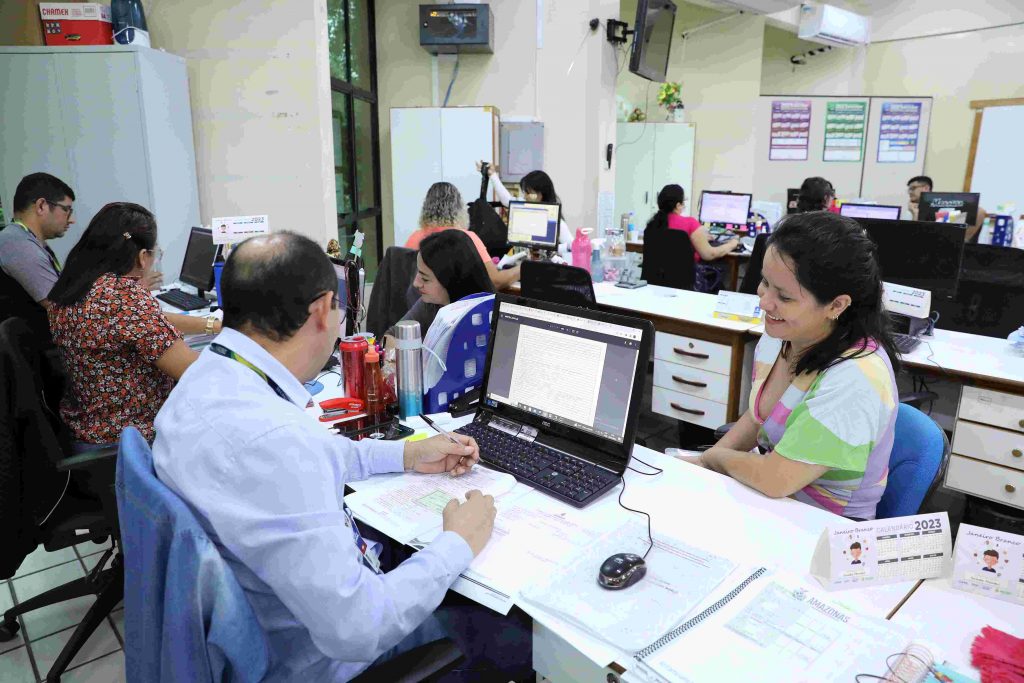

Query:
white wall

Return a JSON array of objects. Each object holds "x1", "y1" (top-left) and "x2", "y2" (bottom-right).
[{"x1": 146, "y1": 0, "x2": 337, "y2": 248}]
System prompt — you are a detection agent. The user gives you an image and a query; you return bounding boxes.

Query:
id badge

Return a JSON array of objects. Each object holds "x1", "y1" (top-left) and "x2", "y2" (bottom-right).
[{"x1": 344, "y1": 504, "x2": 382, "y2": 574}]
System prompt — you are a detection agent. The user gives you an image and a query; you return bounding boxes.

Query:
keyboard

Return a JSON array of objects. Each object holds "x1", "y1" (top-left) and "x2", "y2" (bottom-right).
[
  {"x1": 893, "y1": 333, "x2": 922, "y2": 353},
  {"x1": 456, "y1": 421, "x2": 619, "y2": 508},
  {"x1": 156, "y1": 288, "x2": 209, "y2": 311}
]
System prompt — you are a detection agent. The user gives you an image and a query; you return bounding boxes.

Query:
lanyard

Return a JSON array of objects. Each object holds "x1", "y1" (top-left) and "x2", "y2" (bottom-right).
[
  {"x1": 12, "y1": 221, "x2": 62, "y2": 273},
  {"x1": 209, "y1": 343, "x2": 291, "y2": 403}
]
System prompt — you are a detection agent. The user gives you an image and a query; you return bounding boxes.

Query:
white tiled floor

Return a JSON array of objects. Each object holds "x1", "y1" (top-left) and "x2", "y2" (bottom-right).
[{"x1": 0, "y1": 543, "x2": 126, "y2": 683}]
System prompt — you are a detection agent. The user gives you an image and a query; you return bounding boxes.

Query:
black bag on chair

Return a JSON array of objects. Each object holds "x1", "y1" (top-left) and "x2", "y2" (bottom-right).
[{"x1": 468, "y1": 163, "x2": 509, "y2": 258}]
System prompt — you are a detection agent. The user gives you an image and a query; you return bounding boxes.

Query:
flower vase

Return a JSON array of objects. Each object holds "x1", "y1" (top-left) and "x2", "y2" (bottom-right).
[{"x1": 671, "y1": 108, "x2": 685, "y2": 123}]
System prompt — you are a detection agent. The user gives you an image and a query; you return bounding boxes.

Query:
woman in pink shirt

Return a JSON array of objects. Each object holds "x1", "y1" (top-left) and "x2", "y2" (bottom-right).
[{"x1": 649, "y1": 184, "x2": 739, "y2": 263}]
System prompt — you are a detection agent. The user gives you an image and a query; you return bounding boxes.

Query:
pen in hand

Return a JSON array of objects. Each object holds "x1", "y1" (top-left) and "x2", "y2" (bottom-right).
[{"x1": 419, "y1": 414, "x2": 468, "y2": 474}]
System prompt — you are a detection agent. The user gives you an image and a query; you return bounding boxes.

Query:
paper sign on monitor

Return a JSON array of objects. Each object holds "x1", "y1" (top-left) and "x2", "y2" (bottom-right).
[{"x1": 211, "y1": 215, "x2": 270, "y2": 245}]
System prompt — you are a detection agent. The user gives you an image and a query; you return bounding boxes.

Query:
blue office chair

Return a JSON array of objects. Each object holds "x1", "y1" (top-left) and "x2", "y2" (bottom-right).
[{"x1": 876, "y1": 404, "x2": 950, "y2": 519}]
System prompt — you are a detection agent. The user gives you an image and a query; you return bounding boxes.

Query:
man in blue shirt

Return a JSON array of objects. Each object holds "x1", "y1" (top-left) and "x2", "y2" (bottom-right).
[{"x1": 154, "y1": 232, "x2": 530, "y2": 681}]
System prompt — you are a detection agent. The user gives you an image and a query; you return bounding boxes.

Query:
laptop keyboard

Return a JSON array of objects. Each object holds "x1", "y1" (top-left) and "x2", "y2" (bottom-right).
[
  {"x1": 456, "y1": 421, "x2": 619, "y2": 508},
  {"x1": 893, "y1": 333, "x2": 922, "y2": 353}
]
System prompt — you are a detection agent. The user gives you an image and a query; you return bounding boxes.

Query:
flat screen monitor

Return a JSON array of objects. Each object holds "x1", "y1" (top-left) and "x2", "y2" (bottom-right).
[
  {"x1": 786, "y1": 188, "x2": 800, "y2": 214},
  {"x1": 507, "y1": 200, "x2": 560, "y2": 249},
  {"x1": 629, "y1": 0, "x2": 676, "y2": 82},
  {"x1": 918, "y1": 192, "x2": 979, "y2": 226},
  {"x1": 855, "y1": 218, "x2": 966, "y2": 299},
  {"x1": 840, "y1": 203, "x2": 902, "y2": 220},
  {"x1": 179, "y1": 227, "x2": 217, "y2": 292},
  {"x1": 698, "y1": 191, "x2": 752, "y2": 226}
]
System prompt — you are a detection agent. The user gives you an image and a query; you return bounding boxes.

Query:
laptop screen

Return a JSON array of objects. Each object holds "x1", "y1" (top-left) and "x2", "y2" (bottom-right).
[
  {"x1": 507, "y1": 201, "x2": 560, "y2": 248},
  {"x1": 484, "y1": 301, "x2": 644, "y2": 443}
]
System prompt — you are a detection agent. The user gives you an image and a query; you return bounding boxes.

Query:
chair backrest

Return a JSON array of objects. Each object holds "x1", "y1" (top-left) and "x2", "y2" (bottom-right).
[
  {"x1": 520, "y1": 260, "x2": 596, "y2": 308},
  {"x1": 424, "y1": 294, "x2": 495, "y2": 413},
  {"x1": 641, "y1": 227, "x2": 695, "y2": 291},
  {"x1": 876, "y1": 404, "x2": 950, "y2": 519},
  {"x1": 116, "y1": 428, "x2": 269, "y2": 683},
  {"x1": 739, "y1": 233, "x2": 770, "y2": 295},
  {"x1": 366, "y1": 246, "x2": 420, "y2": 338}
]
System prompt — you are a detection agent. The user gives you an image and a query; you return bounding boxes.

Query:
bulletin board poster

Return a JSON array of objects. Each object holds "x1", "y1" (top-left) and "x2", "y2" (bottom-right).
[
  {"x1": 877, "y1": 102, "x2": 922, "y2": 163},
  {"x1": 823, "y1": 101, "x2": 867, "y2": 162},
  {"x1": 769, "y1": 100, "x2": 812, "y2": 161}
]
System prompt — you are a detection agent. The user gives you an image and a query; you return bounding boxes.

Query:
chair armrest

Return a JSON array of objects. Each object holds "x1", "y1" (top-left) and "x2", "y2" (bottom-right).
[{"x1": 55, "y1": 446, "x2": 118, "y2": 473}]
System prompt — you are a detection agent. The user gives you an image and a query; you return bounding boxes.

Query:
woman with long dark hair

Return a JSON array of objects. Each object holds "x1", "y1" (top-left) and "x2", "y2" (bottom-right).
[
  {"x1": 478, "y1": 163, "x2": 573, "y2": 247},
  {"x1": 680, "y1": 212, "x2": 900, "y2": 520},
  {"x1": 48, "y1": 202, "x2": 215, "y2": 448}
]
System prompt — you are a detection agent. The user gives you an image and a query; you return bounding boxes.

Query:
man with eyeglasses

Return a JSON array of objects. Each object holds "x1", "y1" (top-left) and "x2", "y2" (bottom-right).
[{"x1": 0, "y1": 172, "x2": 76, "y2": 344}]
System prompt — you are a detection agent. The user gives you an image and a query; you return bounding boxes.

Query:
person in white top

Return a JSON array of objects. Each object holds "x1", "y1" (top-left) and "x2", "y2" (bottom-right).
[{"x1": 476, "y1": 162, "x2": 574, "y2": 248}]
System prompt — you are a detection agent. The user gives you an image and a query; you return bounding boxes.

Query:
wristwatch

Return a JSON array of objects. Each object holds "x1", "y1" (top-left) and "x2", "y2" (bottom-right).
[{"x1": 205, "y1": 315, "x2": 217, "y2": 335}]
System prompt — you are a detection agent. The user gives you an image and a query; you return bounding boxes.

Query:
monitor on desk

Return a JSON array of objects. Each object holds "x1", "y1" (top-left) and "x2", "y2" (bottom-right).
[
  {"x1": 917, "y1": 192, "x2": 980, "y2": 226},
  {"x1": 507, "y1": 201, "x2": 560, "y2": 249},
  {"x1": 855, "y1": 218, "x2": 966, "y2": 299},
  {"x1": 179, "y1": 227, "x2": 218, "y2": 294},
  {"x1": 698, "y1": 191, "x2": 751, "y2": 227},
  {"x1": 840, "y1": 203, "x2": 902, "y2": 220}
]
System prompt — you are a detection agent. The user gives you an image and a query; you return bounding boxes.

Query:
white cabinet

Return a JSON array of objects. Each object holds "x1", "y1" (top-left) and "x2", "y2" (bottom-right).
[
  {"x1": 947, "y1": 386, "x2": 1024, "y2": 510},
  {"x1": 0, "y1": 46, "x2": 201, "y2": 282},
  {"x1": 390, "y1": 106, "x2": 499, "y2": 247},
  {"x1": 614, "y1": 122, "x2": 695, "y2": 224}
]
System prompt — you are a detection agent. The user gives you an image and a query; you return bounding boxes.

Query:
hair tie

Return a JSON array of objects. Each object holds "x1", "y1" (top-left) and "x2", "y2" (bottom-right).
[{"x1": 123, "y1": 232, "x2": 132, "y2": 240}]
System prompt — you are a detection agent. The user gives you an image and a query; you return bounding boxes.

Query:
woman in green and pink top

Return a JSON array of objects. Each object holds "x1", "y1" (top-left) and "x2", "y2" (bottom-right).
[{"x1": 679, "y1": 212, "x2": 900, "y2": 520}]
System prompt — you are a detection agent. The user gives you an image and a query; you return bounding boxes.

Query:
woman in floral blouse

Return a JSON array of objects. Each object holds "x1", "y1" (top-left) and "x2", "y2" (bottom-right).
[{"x1": 48, "y1": 202, "x2": 216, "y2": 450}]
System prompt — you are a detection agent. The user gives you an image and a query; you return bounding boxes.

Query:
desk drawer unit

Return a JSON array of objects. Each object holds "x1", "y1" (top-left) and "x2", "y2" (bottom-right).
[
  {"x1": 652, "y1": 386, "x2": 728, "y2": 430},
  {"x1": 958, "y1": 386, "x2": 1024, "y2": 433},
  {"x1": 652, "y1": 360, "x2": 730, "y2": 403},
  {"x1": 952, "y1": 422, "x2": 1024, "y2": 472},
  {"x1": 945, "y1": 455, "x2": 1024, "y2": 508},
  {"x1": 654, "y1": 332, "x2": 732, "y2": 375}
]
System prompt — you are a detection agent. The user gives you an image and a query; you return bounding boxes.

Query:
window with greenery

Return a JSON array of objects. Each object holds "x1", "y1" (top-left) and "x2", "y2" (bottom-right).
[{"x1": 327, "y1": 0, "x2": 381, "y2": 279}]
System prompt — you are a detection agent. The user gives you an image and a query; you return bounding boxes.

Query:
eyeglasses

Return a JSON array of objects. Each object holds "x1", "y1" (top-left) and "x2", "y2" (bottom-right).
[
  {"x1": 310, "y1": 290, "x2": 341, "y2": 310},
  {"x1": 147, "y1": 247, "x2": 164, "y2": 261},
  {"x1": 45, "y1": 200, "x2": 74, "y2": 217}
]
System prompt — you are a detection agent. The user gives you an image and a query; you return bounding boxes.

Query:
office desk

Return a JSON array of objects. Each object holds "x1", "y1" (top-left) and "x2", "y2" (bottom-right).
[
  {"x1": 625, "y1": 241, "x2": 750, "y2": 291},
  {"x1": 889, "y1": 578, "x2": 1023, "y2": 675}
]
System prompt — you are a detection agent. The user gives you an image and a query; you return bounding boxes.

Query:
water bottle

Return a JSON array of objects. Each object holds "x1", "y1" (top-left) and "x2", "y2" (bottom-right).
[
  {"x1": 393, "y1": 320, "x2": 423, "y2": 420},
  {"x1": 363, "y1": 347, "x2": 385, "y2": 426},
  {"x1": 112, "y1": 0, "x2": 150, "y2": 46},
  {"x1": 626, "y1": 213, "x2": 636, "y2": 242},
  {"x1": 590, "y1": 247, "x2": 603, "y2": 283},
  {"x1": 571, "y1": 228, "x2": 592, "y2": 272}
]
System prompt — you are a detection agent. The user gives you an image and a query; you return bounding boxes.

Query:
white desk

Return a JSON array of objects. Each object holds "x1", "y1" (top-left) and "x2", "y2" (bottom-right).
[
  {"x1": 901, "y1": 328, "x2": 1024, "y2": 392},
  {"x1": 889, "y1": 578, "x2": 1024, "y2": 675}
]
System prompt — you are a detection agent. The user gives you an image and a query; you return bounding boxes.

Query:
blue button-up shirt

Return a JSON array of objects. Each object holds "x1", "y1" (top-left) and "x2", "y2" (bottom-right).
[{"x1": 153, "y1": 328, "x2": 473, "y2": 682}]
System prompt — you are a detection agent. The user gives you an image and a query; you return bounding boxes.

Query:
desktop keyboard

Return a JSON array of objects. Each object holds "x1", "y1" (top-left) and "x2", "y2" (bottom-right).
[
  {"x1": 456, "y1": 421, "x2": 620, "y2": 508},
  {"x1": 156, "y1": 288, "x2": 209, "y2": 311},
  {"x1": 893, "y1": 333, "x2": 922, "y2": 353}
]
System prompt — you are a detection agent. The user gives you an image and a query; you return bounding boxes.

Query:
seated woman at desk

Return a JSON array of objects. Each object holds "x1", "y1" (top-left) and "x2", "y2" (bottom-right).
[
  {"x1": 48, "y1": 202, "x2": 215, "y2": 451},
  {"x1": 795, "y1": 176, "x2": 837, "y2": 213},
  {"x1": 649, "y1": 184, "x2": 739, "y2": 261},
  {"x1": 478, "y1": 162, "x2": 573, "y2": 249},
  {"x1": 405, "y1": 181, "x2": 520, "y2": 290},
  {"x1": 401, "y1": 229, "x2": 495, "y2": 336},
  {"x1": 681, "y1": 212, "x2": 900, "y2": 520}
]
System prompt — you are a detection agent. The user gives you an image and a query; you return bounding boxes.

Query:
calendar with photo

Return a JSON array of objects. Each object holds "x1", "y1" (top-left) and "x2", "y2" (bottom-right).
[{"x1": 951, "y1": 524, "x2": 1024, "y2": 607}]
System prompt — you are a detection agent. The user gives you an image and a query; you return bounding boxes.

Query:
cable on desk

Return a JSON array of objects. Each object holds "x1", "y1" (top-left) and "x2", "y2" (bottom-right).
[
  {"x1": 618, "y1": 454, "x2": 663, "y2": 560},
  {"x1": 627, "y1": 454, "x2": 664, "y2": 476},
  {"x1": 317, "y1": 370, "x2": 344, "y2": 387}
]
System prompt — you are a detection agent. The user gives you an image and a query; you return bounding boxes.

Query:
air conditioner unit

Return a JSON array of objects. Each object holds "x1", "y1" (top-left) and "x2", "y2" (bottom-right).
[
  {"x1": 688, "y1": 0, "x2": 798, "y2": 13},
  {"x1": 798, "y1": 3, "x2": 869, "y2": 46}
]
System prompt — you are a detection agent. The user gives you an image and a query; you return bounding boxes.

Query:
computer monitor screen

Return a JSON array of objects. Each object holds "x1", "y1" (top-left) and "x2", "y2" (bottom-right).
[
  {"x1": 179, "y1": 227, "x2": 217, "y2": 291},
  {"x1": 917, "y1": 192, "x2": 979, "y2": 226},
  {"x1": 629, "y1": 0, "x2": 676, "y2": 83},
  {"x1": 699, "y1": 191, "x2": 752, "y2": 225},
  {"x1": 840, "y1": 203, "x2": 902, "y2": 220},
  {"x1": 507, "y1": 201, "x2": 560, "y2": 248},
  {"x1": 484, "y1": 301, "x2": 644, "y2": 444},
  {"x1": 786, "y1": 188, "x2": 800, "y2": 214},
  {"x1": 855, "y1": 218, "x2": 966, "y2": 299}
]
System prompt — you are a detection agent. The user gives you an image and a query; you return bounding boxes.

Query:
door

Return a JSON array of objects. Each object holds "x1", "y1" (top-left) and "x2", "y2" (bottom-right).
[
  {"x1": 391, "y1": 107, "x2": 441, "y2": 247},
  {"x1": 652, "y1": 123, "x2": 696, "y2": 215},
  {"x1": 440, "y1": 107, "x2": 496, "y2": 211},
  {"x1": 615, "y1": 123, "x2": 657, "y2": 226}
]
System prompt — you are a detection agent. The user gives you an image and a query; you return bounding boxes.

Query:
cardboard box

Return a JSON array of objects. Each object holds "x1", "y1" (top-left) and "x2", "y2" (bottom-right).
[{"x1": 39, "y1": 3, "x2": 112, "y2": 45}]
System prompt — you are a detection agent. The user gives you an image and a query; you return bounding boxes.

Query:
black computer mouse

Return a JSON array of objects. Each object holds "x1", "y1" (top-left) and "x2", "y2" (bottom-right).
[{"x1": 597, "y1": 553, "x2": 646, "y2": 590}]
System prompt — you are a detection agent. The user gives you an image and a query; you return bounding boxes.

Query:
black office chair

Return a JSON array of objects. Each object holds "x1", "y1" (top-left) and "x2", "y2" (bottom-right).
[
  {"x1": 738, "y1": 233, "x2": 770, "y2": 295},
  {"x1": 366, "y1": 246, "x2": 421, "y2": 338},
  {"x1": 520, "y1": 260, "x2": 597, "y2": 308},
  {"x1": 641, "y1": 227, "x2": 695, "y2": 291},
  {"x1": 0, "y1": 318, "x2": 122, "y2": 683}
]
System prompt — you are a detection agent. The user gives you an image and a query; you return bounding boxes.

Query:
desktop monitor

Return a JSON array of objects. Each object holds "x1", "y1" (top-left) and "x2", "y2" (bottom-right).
[
  {"x1": 179, "y1": 227, "x2": 218, "y2": 293},
  {"x1": 854, "y1": 218, "x2": 966, "y2": 299},
  {"x1": 507, "y1": 200, "x2": 561, "y2": 249},
  {"x1": 917, "y1": 192, "x2": 980, "y2": 226},
  {"x1": 698, "y1": 191, "x2": 752, "y2": 226},
  {"x1": 840, "y1": 203, "x2": 902, "y2": 220}
]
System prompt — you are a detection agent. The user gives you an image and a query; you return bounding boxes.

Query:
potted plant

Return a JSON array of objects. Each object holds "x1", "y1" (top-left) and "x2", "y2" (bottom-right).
[{"x1": 657, "y1": 82, "x2": 685, "y2": 122}]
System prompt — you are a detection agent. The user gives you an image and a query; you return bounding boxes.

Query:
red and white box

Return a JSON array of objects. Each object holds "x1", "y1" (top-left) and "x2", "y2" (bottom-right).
[{"x1": 39, "y1": 3, "x2": 113, "y2": 46}]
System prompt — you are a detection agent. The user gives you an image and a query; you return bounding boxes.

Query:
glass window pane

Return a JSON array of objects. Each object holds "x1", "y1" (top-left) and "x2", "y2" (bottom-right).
[
  {"x1": 331, "y1": 92, "x2": 354, "y2": 216},
  {"x1": 354, "y1": 99, "x2": 377, "y2": 212},
  {"x1": 326, "y1": 0, "x2": 349, "y2": 82},
  {"x1": 349, "y1": 0, "x2": 372, "y2": 90}
]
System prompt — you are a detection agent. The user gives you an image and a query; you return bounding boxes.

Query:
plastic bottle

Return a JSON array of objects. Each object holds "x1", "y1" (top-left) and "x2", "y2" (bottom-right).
[
  {"x1": 111, "y1": 0, "x2": 150, "y2": 46},
  {"x1": 363, "y1": 346, "x2": 386, "y2": 425},
  {"x1": 626, "y1": 213, "x2": 636, "y2": 242},
  {"x1": 339, "y1": 336, "x2": 368, "y2": 402},
  {"x1": 571, "y1": 228, "x2": 592, "y2": 272},
  {"x1": 590, "y1": 246, "x2": 603, "y2": 283}
]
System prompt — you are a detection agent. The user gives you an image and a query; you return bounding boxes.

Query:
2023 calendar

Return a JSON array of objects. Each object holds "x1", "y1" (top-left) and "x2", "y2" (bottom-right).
[{"x1": 952, "y1": 524, "x2": 1024, "y2": 607}]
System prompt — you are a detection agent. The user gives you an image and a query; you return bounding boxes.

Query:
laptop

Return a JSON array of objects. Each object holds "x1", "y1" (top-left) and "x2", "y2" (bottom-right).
[{"x1": 455, "y1": 294, "x2": 654, "y2": 508}]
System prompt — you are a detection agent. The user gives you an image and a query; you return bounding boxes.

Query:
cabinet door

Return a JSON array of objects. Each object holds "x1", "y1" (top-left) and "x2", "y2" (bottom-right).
[
  {"x1": 391, "y1": 108, "x2": 442, "y2": 247},
  {"x1": 615, "y1": 123, "x2": 657, "y2": 223},
  {"x1": 652, "y1": 123, "x2": 696, "y2": 209},
  {"x1": 440, "y1": 107, "x2": 495, "y2": 210},
  {"x1": 0, "y1": 54, "x2": 73, "y2": 231},
  {"x1": 53, "y1": 52, "x2": 151, "y2": 263}
]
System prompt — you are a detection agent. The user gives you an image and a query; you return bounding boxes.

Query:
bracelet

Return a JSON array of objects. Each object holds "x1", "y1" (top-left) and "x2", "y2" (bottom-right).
[{"x1": 205, "y1": 315, "x2": 217, "y2": 334}]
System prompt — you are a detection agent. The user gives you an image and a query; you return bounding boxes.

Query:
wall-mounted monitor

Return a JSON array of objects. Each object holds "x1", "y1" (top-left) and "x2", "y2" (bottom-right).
[{"x1": 629, "y1": 0, "x2": 676, "y2": 83}]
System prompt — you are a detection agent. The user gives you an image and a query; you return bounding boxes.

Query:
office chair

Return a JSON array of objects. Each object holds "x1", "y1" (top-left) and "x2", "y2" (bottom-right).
[
  {"x1": 641, "y1": 226, "x2": 696, "y2": 291},
  {"x1": 0, "y1": 318, "x2": 121, "y2": 683},
  {"x1": 423, "y1": 294, "x2": 495, "y2": 414},
  {"x1": 366, "y1": 246, "x2": 420, "y2": 338},
  {"x1": 520, "y1": 260, "x2": 597, "y2": 308},
  {"x1": 738, "y1": 233, "x2": 770, "y2": 295},
  {"x1": 876, "y1": 404, "x2": 950, "y2": 519}
]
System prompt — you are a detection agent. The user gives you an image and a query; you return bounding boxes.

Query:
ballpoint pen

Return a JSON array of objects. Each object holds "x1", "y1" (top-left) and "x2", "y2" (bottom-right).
[{"x1": 419, "y1": 414, "x2": 469, "y2": 472}]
